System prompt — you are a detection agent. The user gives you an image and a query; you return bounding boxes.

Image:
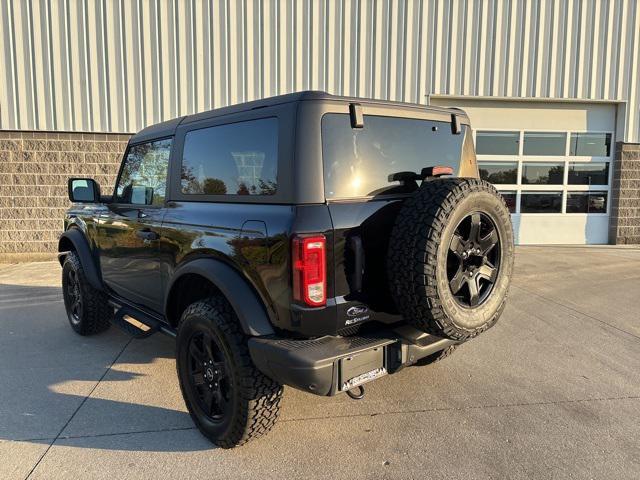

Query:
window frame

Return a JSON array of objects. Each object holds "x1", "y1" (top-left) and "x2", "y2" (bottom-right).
[
  {"x1": 473, "y1": 128, "x2": 614, "y2": 216},
  {"x1": 111, "y1": 136, "x2": 174, "y2": 209},
  {"x1": 169, "y1": 106, "x2": 295, "y2": 205}
]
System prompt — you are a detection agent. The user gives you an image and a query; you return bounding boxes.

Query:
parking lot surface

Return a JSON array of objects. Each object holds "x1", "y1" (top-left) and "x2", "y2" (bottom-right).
[{"x1": 1, "y1": 246, "x2": 639, "y2": 479}]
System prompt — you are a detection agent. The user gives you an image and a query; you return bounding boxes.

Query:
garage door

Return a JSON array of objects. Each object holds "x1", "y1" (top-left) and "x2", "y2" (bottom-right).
[{"x1": 432, "y1": 99, "x2": 617, "y2": 245}]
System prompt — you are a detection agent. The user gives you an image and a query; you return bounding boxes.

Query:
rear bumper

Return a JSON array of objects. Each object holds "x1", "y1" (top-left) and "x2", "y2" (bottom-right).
[{"x1": 248, "y1": 325, "x2": 458, "y2": 396}]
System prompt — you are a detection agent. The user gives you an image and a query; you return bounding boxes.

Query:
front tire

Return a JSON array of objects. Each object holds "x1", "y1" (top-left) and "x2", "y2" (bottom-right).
[
  {"x1": 61, "y1": 251, "x2": 112, "y2": 335},
  {"x1": 176, "y1": 296, "x2": 283, "y2": 448}
]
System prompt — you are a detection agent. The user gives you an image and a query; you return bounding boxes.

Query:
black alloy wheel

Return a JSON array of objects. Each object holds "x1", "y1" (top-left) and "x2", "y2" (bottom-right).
[
  {"x1": 61, "y1": 251, "x2": 112, "y2": 335},
  {"x1": 388, "y1": 178, "x2": 514, "y2": 340},
  {"x1": 447, "y1": 211, "x2": 500, "y2": 308},
  {"x1": 176, "y1": 296, "x2": 283, "y2": 447},
  {"x1": 186, "y1": 330, "x2": 232, "y2": 422},
  {"x1": 64, "y1": 268, "x2": 83, "y2": 325}
]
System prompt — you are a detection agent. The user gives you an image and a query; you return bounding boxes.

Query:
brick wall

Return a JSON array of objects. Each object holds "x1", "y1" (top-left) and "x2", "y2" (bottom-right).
[
  {"x1": 610, "y1": 142, "x2": 640, "y2": 245},
  {"x1": 0, "y1": 131, "x2": 129, "y2": 262}
]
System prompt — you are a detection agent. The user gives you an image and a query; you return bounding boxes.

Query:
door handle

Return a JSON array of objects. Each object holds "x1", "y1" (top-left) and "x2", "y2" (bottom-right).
[{"x1": 136, "y1": 229, "x2": 159, "y2": 241}]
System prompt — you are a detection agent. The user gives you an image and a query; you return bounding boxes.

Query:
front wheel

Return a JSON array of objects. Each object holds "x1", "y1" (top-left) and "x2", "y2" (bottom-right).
[
  {"x1": 61, "y1": 251, "x2": 112, "y2": 335},
  {"x1": 176, "y1": 296, "x2": 283, "y2": 448}
]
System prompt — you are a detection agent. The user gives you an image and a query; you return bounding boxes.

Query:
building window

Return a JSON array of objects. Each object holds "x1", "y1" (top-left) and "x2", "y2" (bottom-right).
[
  {"x1": 499, "y1": 191, "x2": 517, "y2": 213},
  {"x1": 521, "y1": 162, "x2": 564, "y2": 184},
  {"x1": 523, "y1": 132, "x2": 566, "y2": 156},
  {"x1": 569, "y1": 133, "x2": 611, "y2": 157},
  {"x1": 181, "y1": 117, "x2": 278, "y2": 196},
  {"x1": 566, "y1": 192, "x2": 608, "y2": 213},
  {"x1": 478, "y1": 162, "x2": 518, "y2": 184},
  {"x1": 568, "y1": 162, "x2": 609, "y2": 185},
  {"x1": 520, "y1": 192, "x2": 563, "y2": 213},
  {"x1": 475, "y1": 131, "x2": 520, "y2": 155}
]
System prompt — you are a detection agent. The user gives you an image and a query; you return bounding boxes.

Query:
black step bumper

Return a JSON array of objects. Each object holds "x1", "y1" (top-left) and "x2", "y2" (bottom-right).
[{"x1": 248, "y1": 325, "x2": 458, "y2": 396}]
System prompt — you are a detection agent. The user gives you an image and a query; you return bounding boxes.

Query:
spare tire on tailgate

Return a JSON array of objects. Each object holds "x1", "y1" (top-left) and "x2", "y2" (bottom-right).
[{"x1": 388, "y1": 178, "x2": 514, "y2": 341}]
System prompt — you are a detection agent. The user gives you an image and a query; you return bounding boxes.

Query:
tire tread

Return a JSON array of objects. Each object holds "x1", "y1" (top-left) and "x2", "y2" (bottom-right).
[
  {"x1": 387, "y1": 178, "x2": 513, "y2": 341},
  {"x1": 178, "y1": 296, "x2": 283, "y2": 448},
  {"x1": 62, "y1": 251, "x2": 112, "y2": 335}
]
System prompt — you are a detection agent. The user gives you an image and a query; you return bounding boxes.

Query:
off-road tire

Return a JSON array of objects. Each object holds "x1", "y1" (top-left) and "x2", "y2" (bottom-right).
[
  {"x1": 415, "y1": 344, "x2": 459, "y2": 366},
  {"x1": 61, "y1": 251, "x2": 112, "y2": 335},
  {"x1": 176, "y1": 296, "x2": 283, "y2": 448},
  {"x1": 388, "y1": 178, "x2": 514, "y2": 341}
]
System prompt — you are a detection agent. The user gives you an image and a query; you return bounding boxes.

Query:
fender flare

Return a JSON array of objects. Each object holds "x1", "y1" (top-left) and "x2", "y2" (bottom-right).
[
  {"x1": 166, "y1": 258, "x2": 275, "y2": 337},
  {"x1": 58, "y1": 229, "x2": 103, "y2": 291}
]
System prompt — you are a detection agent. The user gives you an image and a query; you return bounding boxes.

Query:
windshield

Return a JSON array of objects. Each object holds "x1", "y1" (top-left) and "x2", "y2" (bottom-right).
[{"x1": 322, "y1": 113, "x2": 476, "y2": 199}]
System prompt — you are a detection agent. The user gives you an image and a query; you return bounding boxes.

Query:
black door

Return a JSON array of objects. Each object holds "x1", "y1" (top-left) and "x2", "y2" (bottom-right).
[{"x1": 96, "y1": 138, "x2": 172, "y2": 312}]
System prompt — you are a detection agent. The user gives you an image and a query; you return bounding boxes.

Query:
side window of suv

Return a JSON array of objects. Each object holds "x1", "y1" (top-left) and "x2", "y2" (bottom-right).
[
  {"x1": 115, "y1": 138, "x2": 172, "y2": 205},
  {"x1": 181, "y1": 117, "x2": 278, "y2": 196}
]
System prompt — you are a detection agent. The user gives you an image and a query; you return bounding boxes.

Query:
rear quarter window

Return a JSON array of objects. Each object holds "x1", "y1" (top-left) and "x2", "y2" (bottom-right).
[
  {"x1": 181, "y1": 117, "x2": 278, "y2": 196},
  {"x1": 322, "y1": 113, "x2": 474, "y2": 199}
]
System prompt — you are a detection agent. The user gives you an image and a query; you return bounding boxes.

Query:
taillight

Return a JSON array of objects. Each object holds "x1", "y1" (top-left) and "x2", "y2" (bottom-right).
[{"x1": 292, "y1": 235, "x2": 326, "y2": 307}]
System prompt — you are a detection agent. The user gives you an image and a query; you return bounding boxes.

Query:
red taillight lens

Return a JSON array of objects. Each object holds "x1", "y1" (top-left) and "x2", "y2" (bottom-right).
[{"x1": 292, "y1": 235, "x2": 326, "y2": 307}]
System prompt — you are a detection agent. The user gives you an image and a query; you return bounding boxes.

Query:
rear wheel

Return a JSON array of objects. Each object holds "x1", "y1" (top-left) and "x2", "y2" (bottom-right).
[
  {"x1": 61, "y1": 251, "x2": 112, "y2": 335},
  {"x1": 388, "y1": 178, "x2": 514, "y2": 341},
  {"x1": 176, "y1": 296, "x2": 283, "y2": 448}
]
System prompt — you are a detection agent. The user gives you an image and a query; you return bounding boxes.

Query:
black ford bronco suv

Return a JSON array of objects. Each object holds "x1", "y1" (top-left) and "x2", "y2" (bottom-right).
[{"x1": 59, "y1": 91, "x2": 514, "y2": 448}]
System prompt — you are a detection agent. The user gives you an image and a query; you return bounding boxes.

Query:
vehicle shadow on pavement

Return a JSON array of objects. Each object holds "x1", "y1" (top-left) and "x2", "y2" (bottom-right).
[{"x1": 0, "y1": 283, "x2": 216, "y2": 452}]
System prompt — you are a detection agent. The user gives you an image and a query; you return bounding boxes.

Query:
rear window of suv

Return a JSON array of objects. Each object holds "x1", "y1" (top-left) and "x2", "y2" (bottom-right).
[{"x1": 322, "y1": 113, "x2": 474, "y2": 199}]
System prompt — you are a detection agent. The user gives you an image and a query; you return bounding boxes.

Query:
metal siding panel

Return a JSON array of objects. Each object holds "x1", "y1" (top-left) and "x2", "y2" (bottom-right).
[
  {"x1": 1, "y1": 0, "x2": 639, "y2": 141},
  {"x1": 627, "y1": 0, "x2": 640, "y2": 140},
  {"x1": 0, "y1": 0, "x2": 8, "y2": 128}
]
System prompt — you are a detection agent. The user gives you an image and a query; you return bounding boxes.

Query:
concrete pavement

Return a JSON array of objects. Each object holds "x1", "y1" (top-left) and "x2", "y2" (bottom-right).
[{"x1": 1, "y1": 246, "x2": 639, "y2": 479}]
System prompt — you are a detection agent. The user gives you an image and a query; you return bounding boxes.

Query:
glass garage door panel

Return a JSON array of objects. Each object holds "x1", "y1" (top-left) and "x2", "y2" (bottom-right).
[
  {"x1": 520, "y1": 192, "x2": 563, "y2": 213},
  {"x1": 569, "y1": 133, "x2": 611, "y2": 157},
  {"x1": 475, "y1": 132, "x2": 520, "y2": 155},
  {"x1": 523, "y1": 132, "x2": 566, "y2": 155},
  {"x1": 478, "y1": 162, "x2": 518, "y2": 184},
  {"x1": 566, "y1": 192, "x2": 608, "y2": 213},
  {"x1": 568, "y1": 163, "x2": 609, "y2": 185},
  {"x1": 521, "y1": 163, "x2": 564, "y2": 184},
  {"x1": 475, "y1": 126, "x2": 614, "y2": 245}
]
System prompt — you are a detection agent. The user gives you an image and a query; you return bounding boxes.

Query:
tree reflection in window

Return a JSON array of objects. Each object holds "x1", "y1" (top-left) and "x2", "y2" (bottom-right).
[
  {"x1": 116, "y1": 139, "x2": 171, "y2": 205},
  {"x1": 180, "y1": 118, "x2": 278, "y2": 196}
]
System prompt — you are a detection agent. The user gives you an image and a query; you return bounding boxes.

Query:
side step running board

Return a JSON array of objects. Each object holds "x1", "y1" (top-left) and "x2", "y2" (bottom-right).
[{"x1": 110, "y1": 304, "x2": 163, "y2": 339}]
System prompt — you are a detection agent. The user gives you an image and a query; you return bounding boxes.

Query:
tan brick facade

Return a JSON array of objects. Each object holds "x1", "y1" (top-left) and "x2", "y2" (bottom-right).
[
  {"x1": 610, "y1": 143, "x2": 640, "y2": 245},
  {"x1": 0, "y1": 131, "x2": 129, "y2": 262}
]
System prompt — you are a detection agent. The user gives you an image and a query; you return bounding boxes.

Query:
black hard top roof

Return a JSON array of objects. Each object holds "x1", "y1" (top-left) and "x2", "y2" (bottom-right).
[{"x1": 129, "y1": 90, "x2": 466, "y2": 144}]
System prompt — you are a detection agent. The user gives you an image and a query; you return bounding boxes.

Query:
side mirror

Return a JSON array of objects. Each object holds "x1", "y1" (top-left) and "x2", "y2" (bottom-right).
[{"x1": 68, "y1": 178, "x2": 100, "y2": 203}]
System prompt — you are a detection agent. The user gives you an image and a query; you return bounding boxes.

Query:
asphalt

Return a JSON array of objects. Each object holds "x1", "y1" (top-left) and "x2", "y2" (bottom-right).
[{"x1": 1, "y1": 246, "x2": 639, "y2": 479}]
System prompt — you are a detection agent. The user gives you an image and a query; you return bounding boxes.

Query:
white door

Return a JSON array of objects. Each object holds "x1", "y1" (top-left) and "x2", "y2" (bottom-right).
[{"x1": 432, "y1": 99, "x2": 617, "y2": 245}]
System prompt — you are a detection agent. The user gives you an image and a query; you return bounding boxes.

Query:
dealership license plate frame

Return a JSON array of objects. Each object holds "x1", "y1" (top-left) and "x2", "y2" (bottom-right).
[{"x1": 339, "y1": 345, "x2": 387, "y2": 391}]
